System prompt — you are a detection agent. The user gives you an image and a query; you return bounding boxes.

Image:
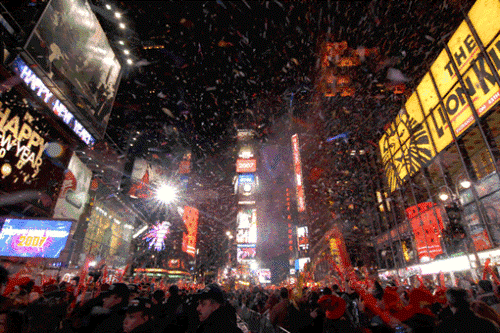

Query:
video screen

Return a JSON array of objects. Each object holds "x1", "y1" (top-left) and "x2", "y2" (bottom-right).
[
  {"x1": 237, "y1": 245, "x2": 256, "y2": 262},
  {"x1": 24, "y1": 0, "x2": 121, "y2": 133},
  {"x1": 0, "y1": 218, "x2": 72, "y2": 258}
]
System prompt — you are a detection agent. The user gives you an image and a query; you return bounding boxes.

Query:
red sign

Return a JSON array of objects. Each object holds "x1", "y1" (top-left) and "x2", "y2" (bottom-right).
[
  {"x1": 406, "y1": 203, "x2": 444, "y2": 260},
  {"x1": 236, "y1": 159, "x2": 257, "y2": 173},
  {"x1": 292, "y1": 134, "x2": 305, "y2": 212},
  {"x1": 182, "y1": 206, "x2": 199, "y2": 256}
]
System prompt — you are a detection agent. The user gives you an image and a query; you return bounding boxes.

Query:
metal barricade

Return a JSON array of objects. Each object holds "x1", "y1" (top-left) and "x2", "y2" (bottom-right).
[{"x1": 239, "y1": 307, "x2": 292, "y2": 333}]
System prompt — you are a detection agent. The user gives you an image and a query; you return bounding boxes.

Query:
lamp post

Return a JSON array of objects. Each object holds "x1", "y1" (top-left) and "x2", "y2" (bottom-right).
[{"x1": 438, "y1": 178, "x2": 483, "y2": 279}]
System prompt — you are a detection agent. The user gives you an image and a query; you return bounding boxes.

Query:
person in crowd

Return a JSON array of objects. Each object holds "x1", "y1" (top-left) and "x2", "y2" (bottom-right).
[
  {"x1": 128, "y1": 284, "x2": 140, "y2": 303},
  {"x1": 195, "y1": 283, "x2": 242, "y2": 333},
  {"x1": 150, "y1": 289, "x2": 165, "y2": 320},
  {"x1": 269, "y1": 287, "x2": 291, "y2": 330},
  {"x1": 92, "y1": 282, "x2": 130, "y2": 333},
  {"x1": 122, "y1": 297, "x2": 154, "y2": 333},
  {"x1": 318, "y1": 286, "x2": 353, "y2": 333},
  {"x1": 434, "y1": 287, "x2": 500, "y2": 333},
  {"x1": 471, "y1": 300, "x2": 500, "y2": 327},
  {"x1": 477, "y1": 280, "x2": 500, "y2": 313}
]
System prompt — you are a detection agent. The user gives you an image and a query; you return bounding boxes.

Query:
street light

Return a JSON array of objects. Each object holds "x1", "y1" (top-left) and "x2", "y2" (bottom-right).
[{"x1": 156, "y1": 184, "x2": 178, "y2": 204}]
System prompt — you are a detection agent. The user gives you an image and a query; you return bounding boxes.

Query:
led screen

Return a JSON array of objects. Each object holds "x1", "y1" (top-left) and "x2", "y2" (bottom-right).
[
  {"x1": 237, "y1": 209, "x2": 257, "y2": 244},
  {"x1": 237, "y1": 245, "x2": 256, "y2": 261},
  {"x1": 238, "y1": 174, "x2": 255, "y2": 184},
  {"x1": 294, "y1": 257, "x2": 310, "y2": 271},
  {"x1": 0, "y1": 218, "x2": 72, "y2": 258},
  {"x1": 258, "y1": 269, "x2": 271, "y2": 284},
  {"x1": 24, "y1": 0, "x2": 121, "y2": 135}
]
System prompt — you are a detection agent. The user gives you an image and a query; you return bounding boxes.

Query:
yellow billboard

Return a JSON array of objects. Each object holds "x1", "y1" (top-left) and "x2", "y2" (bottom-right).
[{"x1": 379, "y1": 0, "x2": 500, "y2": 192}]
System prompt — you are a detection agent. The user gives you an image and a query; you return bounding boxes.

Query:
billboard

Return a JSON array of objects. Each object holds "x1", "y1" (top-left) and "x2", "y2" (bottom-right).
[
  {"x1": 12, "y1": 57, "x2": 95, "y2": 145},
  {"x1": 143, "y1": 221, "x2": 170, "y2": 251},
  {"x1": 238, "y1": 173, "x2": 255, "y2": 184},
  {"x1": 0, "y1": 218, "x2": 72, "y2": 258},
  {"x1": 236, "y1": 159, "x2": 257, "y2": 173},
  {"x1": 406, "y1": 202, "x2": 445, "y2": 261},
  {"x1": 53, "y1": 154, "x2": 92, "y2": 222},
  {"x1": 294, "y1": 257, "x2": 310, "y2": 272},
  {"x1": 237, "y1": 208, "x2": 257, "y2": 244},
  {"x1": 24, "y1": 0, "x2": 121, "y2": 135},
  {"x1": 297, "y1": 226, "x2": 309, "y2": 251},
  {"x1": 379, "y1": 0, "x2": 500, "y2": 192},
  {"x1": 0, "y1": 89, "x2": 71, "y2": 210},
  {"x1": 257, "y1": 269, "x2": 271, "y2": 284},
  {"x1": 182, "y1": 206, "x2": 199, "y2": 256},
  {"x1": 237, "y1": 244, "x2": 256, "y2": 262},
  {"x1": 292, "y1": 134, "x2": 305, "y2": 212}
]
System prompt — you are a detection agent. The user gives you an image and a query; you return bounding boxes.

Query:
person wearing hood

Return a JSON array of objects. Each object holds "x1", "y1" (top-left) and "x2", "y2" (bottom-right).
[{"x1": 195, "y1": 284, "x2": 242, "y2": 333}]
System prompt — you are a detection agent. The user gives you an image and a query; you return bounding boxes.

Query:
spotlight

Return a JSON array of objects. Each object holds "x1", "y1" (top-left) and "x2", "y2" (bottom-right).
[
  {"x1": 115, "y1": 12, "x2": 122, "y2": 18},
  {"x1": 439, "y1": 192, "x2": 449, "y2": 201},
  {"x1": 126, "y1": 59, "x2": 133, "y2": 65},
  {"x1": 118, "y1": 40, "x2": 125, "y2": 45},
  {"x1": 105, "y1": 4, "x2": 112, "y2": 10},
  {"x1": 119, "y1": 23, "x2": 126, "y2": 29},
  {"x1": 460, "y1": 179, "x2": 471, "y2": 189},
  {"x1": 124, "y1": 49, "x2": 130, "y2": 55}
]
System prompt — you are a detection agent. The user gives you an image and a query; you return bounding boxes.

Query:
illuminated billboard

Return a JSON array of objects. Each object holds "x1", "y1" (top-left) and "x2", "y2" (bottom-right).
[
  {"x1": 238, "y1": 174, "x2": 255, "y2": 184},
  {"x1": 294, "y1": 257, "x2": 310, "y2": 272},
  {"x1": 292, "y1": 134, "x2": 305, "y2": 212},
  {"x1": 237, "y1": 208, "x2": 257, "y2": 244},
  {"x1": 297, "y1": 226, "x2": 309, "y2": 251},
  {"x1": 236, "y1": 159, "x2": 257, "y2": 173},
  {"x1": 24, "y1": 0, "x2": 121, "y2": 136},
  {"x1": 0, "y1": 90, "x2": 71, "y2": 211},
  {"x1": 406, "y1": 202, "x2": 445, "y2": 261},
  {"x1": 53, "y1": 154, "x2": 92, "y2": 222},
  {"x1": 0, "y1": 218, "x2": 72, "y2": 258},
  {"x1": 237, "y1": 244, "x2": 256, "y2": 262},
  {"x1": 182, "y1": 206, "x2": 199, "y2": 256},
  {"x1": 12, "y1": 57, "x2": 95, "y2": 145},
  {"x1": 379, "y1": 0, "x2": 500, "y2": 192},
  {"x1": 257, "y1": 269, "x2": 271, "y2": 284}
]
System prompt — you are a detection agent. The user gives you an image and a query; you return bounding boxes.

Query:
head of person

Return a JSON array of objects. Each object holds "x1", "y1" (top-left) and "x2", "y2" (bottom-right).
[
  {"x1": 128, "y1": 284, "x2": 140, "y2": 301},
  {"x1": 196, "y1": 284, "x2": 226, "y2": 322},
  {"x1": 446, "y1": 287, "x2": 470, "y2": 313},
  {"x1": 279, "y1": 287, "x2": 289, "y2": 300},
  {"x1": 101, "y1": 283, "x2": 130, "y2": 309},
  {"x1": 322, "y1": 287, "x2": 332, "y2": 296},
  {"x1": 152, "y1": 289, "x2": 165, "y2": 305},
  {"x1": 123, "y1": 298, "x2": 152, "y2": 333},
  {"x1": 168, "y1": 284, "x2": 179, "y2": 296},
  {"x1": 478, "y1": 280, "x2": 494, "y2": 294}
]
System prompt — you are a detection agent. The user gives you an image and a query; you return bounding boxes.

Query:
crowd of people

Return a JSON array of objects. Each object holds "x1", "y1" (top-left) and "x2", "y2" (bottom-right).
[{"x1": 2, "y1": 263, "x2": 500, "y2": 333}]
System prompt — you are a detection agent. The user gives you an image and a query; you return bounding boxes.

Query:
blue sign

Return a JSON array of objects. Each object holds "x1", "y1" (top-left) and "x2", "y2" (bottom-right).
[
  {"x1": 238, "y1": 173, "x2": 255, "y2": 184},
  {"x1": 12, "y1": 57, "x2": 95, "y2": 145},
  {"x1": 0, "y1": 218, "x2": 72, "y2": 258}
]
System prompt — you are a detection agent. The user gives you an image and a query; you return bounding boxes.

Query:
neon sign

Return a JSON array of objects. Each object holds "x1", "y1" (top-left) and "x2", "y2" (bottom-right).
[
  {"x1": 292, "y1": 134, "x2": 305, "y2": 212},
  {"x1": 12, "y1": 57, "x2": 95, "y2": 145}
]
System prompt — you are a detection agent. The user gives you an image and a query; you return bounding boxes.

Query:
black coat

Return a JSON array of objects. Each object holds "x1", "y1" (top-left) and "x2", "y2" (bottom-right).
[
  {"x1": 195, "y1": 304, "x2": 243, "y2": 333},
  {"x1": 434, "y1": 307, "x2": 500, "y2": 333}
]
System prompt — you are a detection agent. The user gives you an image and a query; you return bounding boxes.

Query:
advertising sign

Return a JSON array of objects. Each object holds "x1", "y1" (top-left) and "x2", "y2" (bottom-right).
[
  {"x1": 237, "y1": 244, "x2": 256, "y2": 262},
  {"x1": 292, "y1": 134, "x2": 305, "y2": 212},
  {"x1": 257, "y1": 269, "x2": 271, "y2": 284},
  {"x1": 0, "y1": 90, "x2": 70, "y2": 207},
  {"x1": 0, "y1": 218, "x2": 72, "y2": 258},
  {"x1": 294, "y1": 257, "x2": 310, "y2": 271},
  {"x1": 24, "y1": 0, "x2": 121, "y2": 135},
  {"x1": 236, "y1": 159, "x2": 257, "y2": 173},
  {"x1": 406, "y1": 202, "x2": 445, "y2": 261},
  {"x1": 297, "y1": 226, "x2": 309, "y2": 251},
  {"x1": 53, "y1": 154, "x2": 92, "y2": 222},
  {"x1": 238, "y1": 173, "x2": 255, "y2": 184},
  {"x1": 12, "y1": 57, "x2": 95, "y2": 145},
  {"x1": 237, "y1": 209, "x2": 257, "y2": 244},
  {"x1": 379, "y1": 0, "x2": 500, "y2": 192},
  {"x1": 182, "y1": 206, "x2": 199, "y2": 256}
]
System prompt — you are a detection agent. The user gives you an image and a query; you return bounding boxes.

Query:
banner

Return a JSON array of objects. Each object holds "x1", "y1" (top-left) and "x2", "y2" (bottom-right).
[{"x1": 379, "y1": 0, "x2": 500, "y2": 192}]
